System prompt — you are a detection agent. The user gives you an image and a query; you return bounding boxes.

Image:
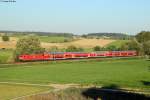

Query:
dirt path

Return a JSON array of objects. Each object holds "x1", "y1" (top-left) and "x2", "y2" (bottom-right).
[
  {"x1": 0, "y1": 82, "x2": 81, "y2": 91},
  {"x1": 49, "y1": 84, "x2": 81, "y2": 92}
]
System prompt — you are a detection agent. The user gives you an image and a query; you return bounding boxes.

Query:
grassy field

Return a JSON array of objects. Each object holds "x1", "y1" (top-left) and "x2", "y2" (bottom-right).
[
  {"x1": 42, "y1": 38, "x2": 115, "y2": 49},
  {"x1": 0, "y1": 83, "x2": 51, "y2": 100},
  {"x1": 39, "y1": 36, "x2": 72, "y2": 43},
  {"x1": 0, "y1": 59, "x2": 149, "y2": 90},
  {"x1": 0, "y1": 49, "x2": 13, "y2": 63},
  {"x1": 9, "y1": 35, "x2": 72, "y2": 43},
  {"x1": 0, "y1": 36, "x2": 115, "y2": 49},
  {"x1": 106, "y1": 40, "x2": 129, "y2": 48}
]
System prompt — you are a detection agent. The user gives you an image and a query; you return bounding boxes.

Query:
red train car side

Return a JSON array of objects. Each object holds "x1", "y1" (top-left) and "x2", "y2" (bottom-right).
[{"x1": 19, "y1": 51, "x2": 137, "y2": 61}]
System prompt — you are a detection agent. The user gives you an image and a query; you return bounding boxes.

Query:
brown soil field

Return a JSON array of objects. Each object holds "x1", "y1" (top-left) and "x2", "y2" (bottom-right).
[
  {"x1": 42, "y1": 39, "x2": 115, "y2": 49},
  {"x1": 0, "y1": 37, "x2": 115, "y2": 49},
  {"x1": 0, "y1": 37, "x2": 17, "y2": 49}
]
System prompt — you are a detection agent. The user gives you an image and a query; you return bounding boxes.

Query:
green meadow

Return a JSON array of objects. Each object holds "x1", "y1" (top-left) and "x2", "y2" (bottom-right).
[
  {"x1": 106, "y1": 40, "x2": 129, "y2": 48},
  {"x1": 38, "y1": 36, "x2": 72, "y2": 43},
  {"x1": 0, "y1": 59, "x2": 149, "y2": 90}
]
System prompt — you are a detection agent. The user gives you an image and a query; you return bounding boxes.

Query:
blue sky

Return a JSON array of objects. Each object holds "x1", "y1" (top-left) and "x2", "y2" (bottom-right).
[{"x1": 0, "y1": 0, "x2": 150, "y2": 34}]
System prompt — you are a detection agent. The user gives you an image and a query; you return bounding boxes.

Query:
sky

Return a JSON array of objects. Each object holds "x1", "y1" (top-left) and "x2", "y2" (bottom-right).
[{"x1": 0, "y1": 0, "x2": 150, "y2": 35}]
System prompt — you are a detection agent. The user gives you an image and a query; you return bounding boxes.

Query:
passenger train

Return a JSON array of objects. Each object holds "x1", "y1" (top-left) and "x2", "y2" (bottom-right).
[{"x1": 19, "y1": 51, "x2": 137, "y2": 61}]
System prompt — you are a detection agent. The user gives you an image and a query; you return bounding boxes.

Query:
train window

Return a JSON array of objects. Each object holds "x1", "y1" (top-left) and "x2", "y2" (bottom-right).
[{"x1": 128, "y1": 53, "x2": 133, "y2": 55}]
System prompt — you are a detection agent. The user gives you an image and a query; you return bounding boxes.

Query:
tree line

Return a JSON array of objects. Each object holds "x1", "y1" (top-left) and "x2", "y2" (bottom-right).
[
  {"x1": 82, "y1": 33, "x2": 133, "y2": 40},
  {"x1": 1, "y1": 31, "x2": 133, "y2": 39},
  {"x1": 0, "y1": 31, "x2": 73, "y2": 37}
]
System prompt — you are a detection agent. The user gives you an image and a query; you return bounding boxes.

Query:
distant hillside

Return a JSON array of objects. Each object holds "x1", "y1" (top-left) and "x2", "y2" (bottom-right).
[
  {"x1": 0, "y1": 31, "x2": 73, "y2": 37},
  {"x1": 0, "y1": 31, "x2": 134, "y2": 39},
  {"x1": 85, "y1": 33, "x2": 134, "y2": 39}
]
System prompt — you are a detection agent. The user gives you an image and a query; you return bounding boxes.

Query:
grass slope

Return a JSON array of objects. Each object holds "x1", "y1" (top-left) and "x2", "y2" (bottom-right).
[
  {"x1": 0, "y1": 59, "x2": 149, "y2": 90},
  {"x1": 0, "y1": 83, "x2": 50, "y2": 100}
]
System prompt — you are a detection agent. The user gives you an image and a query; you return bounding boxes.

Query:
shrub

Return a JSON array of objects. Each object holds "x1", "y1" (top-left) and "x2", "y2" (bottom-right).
[
  {"x1": 106, "y1": 45, "x2": 117, "y2": 51},
  {"x1": 93, "y1": 46, "x2": 101, "y2": 51},
  {"x1": 66, "y1": 46, "x2": 84, "y2": 52},
  {"x1": 77, "y1": 47, "x2": 84, "y2": 52},
  {"x1": 120, "y1": 43, "x2": 129, "y2": 51},
  {"x1": 2, "y1": 35, "x2": 9, "y2": 41},
  {"x1": 64, "y1": 39, "x2": 69, "y2": 42}
]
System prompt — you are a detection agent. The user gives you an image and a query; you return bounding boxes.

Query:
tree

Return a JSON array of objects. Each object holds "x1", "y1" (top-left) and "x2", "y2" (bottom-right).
[
  {"x1": 135, "y1": 31, "x2": 150, "y2": 56},
  {"x1": 120, "y1": 39, "x2": 143, "y2": 55},
  {"x1": 143, "y1": 41, "x2": 150, "y2": 58},
  {"x1": 136, "y1": 31, "x2": 150, "y2": 43},
  {"x1": 14, "y1": 36, "x2": 44, "y2": 61},
  {"x1": 2, "y1": 35, "x2": 9, "y2": 41},
  {"x1": 93, "y1": 46, "x2": 101, "y2": 51},
  {"x1": 121, "y1": 31, "x2": 150, "y2": 56},
  {"x1": 128, "y1": 39, "x2": 141, "y2": 50}
]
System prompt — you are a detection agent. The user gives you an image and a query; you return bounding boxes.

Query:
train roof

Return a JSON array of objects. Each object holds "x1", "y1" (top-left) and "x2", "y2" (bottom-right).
[{"x1": 48, "y1": 52, "x2": 88, "y2": 54}]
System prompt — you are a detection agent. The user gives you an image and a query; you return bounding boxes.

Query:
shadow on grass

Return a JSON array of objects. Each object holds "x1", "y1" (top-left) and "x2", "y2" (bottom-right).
[
  {"x1": 148, "y1": 66, "x2": 150, "y2": 71},
  {"x1": 101, "y1": 84, "x2": 120, "y2": 89},
  {"x1": 147, "y1": 59, "x2": 150, "y2": 61},
  {"x1": 82, "y1": 84, "x2": 150, "y2": 100},
  {"x1": 141, "y1": 81, "x2": 150, "y2": 86}
]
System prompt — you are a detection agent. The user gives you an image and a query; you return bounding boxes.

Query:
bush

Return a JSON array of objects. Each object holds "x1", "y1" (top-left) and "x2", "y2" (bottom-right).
[
  {"x1": 14, "y1": 36, "x2": 45, "y2": 61},
  {"x1": 77, "y1": 47, "x2": 84, "y2": 52},
  {"x1": 49, "y1": 46, "x2": 59, "y2": 52},
  {"x1": 64, "y1": 39, "x2": 69, "y2": 42},
  {"x1": 2, "y1": 35, "x2": 9, "y2": 41},
  {"x1": 106, "y1": 45, "x2": 117, "y2": 51},
  {"x1": 66, "y1": 46, "x2": 84, "y2": 52},
  {"x1": 93, "y1": 46, "x2": 101, "y2": 51}
]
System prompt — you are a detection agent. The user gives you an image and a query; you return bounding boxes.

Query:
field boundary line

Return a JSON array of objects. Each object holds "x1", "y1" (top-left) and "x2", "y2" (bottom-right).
[
  {"x1": 0, "y1": 82, "x2": 54, "y2": 100},
  {"x1": 0, "y1": 82, "x2": 50, "y2": 87}
]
